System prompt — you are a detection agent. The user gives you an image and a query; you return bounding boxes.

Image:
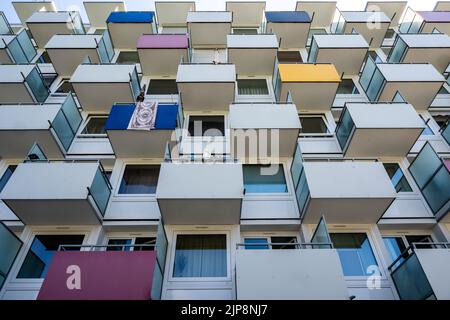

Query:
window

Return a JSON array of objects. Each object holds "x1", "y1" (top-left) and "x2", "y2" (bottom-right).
[
  {"x1": 147, "y1": 79, "x2": 178, "y2": 95},
  {"x1": 432, "y1": 115, "x2": 449, "y2": 129},
  {"x1": 299, "y1": 115, "x2": 329, "y2": 134},
  {"x1": 42, "y1": 74, "x2": 57, "y2": 88},
  {"x1": 385, "y1": 28, "x2": 396, "y2": 39},
  {"x1": 237, "y1": 79, "x2": 269, "y2": 95},
  {"x1": 244, "y1": 236, "x2": 297, "y2": 249},
  {"x1": 188, "y1": 116, "x2": 224, "y2": 137},
  {"x1": 233, "y1": 28, "x2": 258, "y2": 35},
  {"x1": 0, "y1": 165, "x2": 16, "y2": 193},
  {"x1": 383, "y1": 235, "x2": 433, "y2": 268},
  {"x1": 243, "y1": 164, "x2": 288, "y2": 193},
  {"x1": 80, "y1": 116, "x2": 108, "y2": 135},
  {"x1": 330, "y1": 233, "x2": 378, "y2": 277},
  {"x1": 173, "y1": 234, "x2": 227, "y2": 278},
  {"x1": 116, "y1": 51, "x2": 140, "y2": 64},
  {"x1": 118, "y1": 165, "x2": 160, "y2": 194},
  {"x1": 17, "y1": 235, "x2": 84, "y2": 278},
  {"x1": 277, "y1": 51, "x2": 302, "y2": 63},
  {"x1": 308, "y1": 28, "x2": 327, "y2": 39},
  {"x1": 107, "y1": 237, "x2": 156, "y2": 251},
  {"x1": 368, "y1": 50, "x2": 382, "y2": 63},
  {"x1": 56, "y1": 80, "x2": 74, "y2": 93},
  {"x1": 37, "y1": 51, "x2": 52, "y2": 63},
  {"x1": 405, "y1": 235, "x2": 433, "y2": 248},
  {"x1": 336, "y1": 79, "x2": 360, "y2": 94},
  {"x1": 383, "y1": 163, "x2": 412, "y2": 192}
]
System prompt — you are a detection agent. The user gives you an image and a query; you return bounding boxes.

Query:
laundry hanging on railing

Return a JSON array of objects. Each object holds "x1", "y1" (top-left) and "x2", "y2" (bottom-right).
[{"x1": 127, "y1": 100, "x2": 158, "y2": 130}]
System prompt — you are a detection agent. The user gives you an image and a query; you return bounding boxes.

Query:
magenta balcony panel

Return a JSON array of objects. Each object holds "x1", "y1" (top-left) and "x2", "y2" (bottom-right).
[
  {"x1": 445, "y1": 160, "x2": 450, "y2": 172},
  {"x1": 37, "y1": 251, "x2": 157, "y2": 300},
  {"x1": 137, "y1": 34, "x2": 189, "y2": 48}
]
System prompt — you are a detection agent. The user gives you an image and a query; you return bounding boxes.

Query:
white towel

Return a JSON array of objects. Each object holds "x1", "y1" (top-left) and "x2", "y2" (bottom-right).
[{"x1": 127, "y1": 100, "x2": 158, "y2": 130}]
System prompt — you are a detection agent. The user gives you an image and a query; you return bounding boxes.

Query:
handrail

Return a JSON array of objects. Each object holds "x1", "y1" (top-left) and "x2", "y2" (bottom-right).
[
  {"x1": 58, "y1": 243, "x2": 156, "y2": 251},
  {"x1": 388, "y1": 242, "x2": 450, "y2": 272},
  {"x1": 236, "y1": 242, "x2": 333, "y2": 249}
]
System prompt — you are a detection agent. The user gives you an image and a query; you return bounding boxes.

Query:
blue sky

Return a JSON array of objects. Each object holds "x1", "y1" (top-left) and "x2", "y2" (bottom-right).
[{"x1": 0, "y1": 0, "x2": 441, "y2": 24}]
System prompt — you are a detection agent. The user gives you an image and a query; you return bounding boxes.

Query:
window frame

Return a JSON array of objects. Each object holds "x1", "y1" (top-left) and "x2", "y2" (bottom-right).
[
  {"x1": 236, "y1": 78, "x2": 270, "y2": 96},
  {"x1": 168, "y1": 231, "x2": 231, "y2": 282},
  {"x1": 242, "y1": 163, "x2": 290, "y2": 196},
  {"x1": 242, "y1": 235, "x2": 299, "y2": 250},
  {"x1": 298, "y1": 113, "x2": 331, "y2": 136},
  {"x1": 187, "y1": 115, "x2": 226, "y2": 137},
  {"x1": 78, "y1": 115, "x2": 108, "y2": 138},
  {"x1": 104, "y1": 232, "x2": 157, "y2": 251},
  {"x1": 115, "y1": 163, "x2": 161, "y2": 197},
  {"x1": 382, "y1": 162, "x2": 414, "y2": 193}
]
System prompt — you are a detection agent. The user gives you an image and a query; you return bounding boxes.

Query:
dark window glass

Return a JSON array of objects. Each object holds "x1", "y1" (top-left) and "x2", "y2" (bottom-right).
[
  {"x1": 385, "y1": 29, "x2": 396, "y2": 38},
  {"x1": 368, "y1": 50, "x2": 382, "y2": 63},
  {"x1": 17, "y1": 235, "x2": 84, "y2": 278},
  {"x1": 134, "y1": 237, "x2": 156, "y2": 251},
  {"x1": 237, "y1": 79, "x2": 269, "y2": 95},
  {"x1": 81, "y1": 117, "x2": 107, "y2": 134},
  {"x1": 383, "y1": 163, "x2": 412, "y2": 192},
  {"x1": 336, "y1": 79, "x2": 360, "y2": 94},
  {"x1": 405, "y1": 235, "x2": 433, "y2": 249},
  {"x1": 0, "y1": 165, "x2": 17, "y2": 193},
  {"x1": 173, "y1": 234, "x2": 227, "y2": 277},
  {"x1": 107, "y1": 239, "x2": 132, "y2": 251},
  {"x1": 42, "y1": 74, "x2": 57, "y2": 88},
  {"x1": 243, "y1": 164, "x2": 288, "y2": 193},
  {"x1": 383, "y1": 237, "x2": 407, "y2": 268},
  {"x1": 233, "y1": 28, "x2": 258, "y2": 35},
  {"x1": 277, "y1": 51, "x2": 302, "y2": 63},
  {"x1": 300, "y1": 116, "x2": 329, "y2": 134},
  {"x1": 244, "y1": 238, "x2": 269, "y2": 250},
  {"x1": 116, "y1": 51, "x2": 140, "y2": 64},
  {"x1": 147, "y1": 79, "x2": 178, "y2": 95},
  {"x1": 188, "y1": 116, "x2": 224, "y2": 136},
  {"x1": 56, "y1": 80, "x2": 74, "y2": 93},
  {"x1": 37, "y1": 51, "x2": 52, "y2": 63},
  {"x1": 118, "y1": 165, "x2": 160, "y2": 194},
  {"x1": 271, "y1": 236, "x2": 297, "y2": 249}
]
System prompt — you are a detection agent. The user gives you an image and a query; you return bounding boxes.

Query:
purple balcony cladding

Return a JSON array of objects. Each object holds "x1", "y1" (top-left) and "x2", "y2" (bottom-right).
[
  {"x1": 417, "y1": 11, "x2": 450, "y2": 22},
  {"x1": 445, "y1": 159, "x2": 450, "y2": 172},
  {"x1": 37, "y1": 251, "x2": 157, "y2": 300},
  {"x1": 137, "y1": 34, "x2": 189, "y2": 49}
]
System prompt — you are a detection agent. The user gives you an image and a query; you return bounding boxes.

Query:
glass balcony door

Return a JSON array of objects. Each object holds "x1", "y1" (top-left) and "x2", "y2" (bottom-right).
[{"x1": 0, "y1": 222, "x2": 23, "y2": 290}]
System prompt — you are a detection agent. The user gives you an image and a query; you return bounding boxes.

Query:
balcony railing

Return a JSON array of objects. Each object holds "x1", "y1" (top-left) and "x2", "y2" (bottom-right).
[
  {"x1": 2, "y1": 29, "x2": 37, "y2": 63},
  {"x1": 441, "y1": 122, "x2": 450, "y2": 146},
  {"x1": 0, "y1": 12, "x2": 13, "y2": 35}
]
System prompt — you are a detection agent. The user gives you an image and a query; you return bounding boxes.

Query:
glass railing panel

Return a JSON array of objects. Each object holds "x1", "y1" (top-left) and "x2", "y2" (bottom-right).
[
  {"x1": 155, "y1": 221, "x2": 168, "y2": 273},
  {"x1": 442, "y1": 123, "x2": 450, "y2": 146},
  {"x1": 71, "y1": 13, "x2": 85, "y2": 35},
  {"x1": 295, "y1": 169, "x2": 310, "y2": 216},
  {"x1": 16, "y1": 29, "x2": 36, "y2": 62},
  {"x1": 359, "y1": 56, "x2": 376, "y2": 92},
  {"x1": 388, "y1": 37, "x2": 407, "y2": 63},
  {"x1": 51, "y1": 110, "x2": 75, "y2": 151},
  {"x1": 89, "y1": 166, "x2": 111, "y2": 216},
  {"x1": 290, "y1": 143, "x2": 303, "y2": 184},
  {"x1": 0, "y1": 12, "x2": 12, "y2": 35},
  {"x1": 97, "y1": 37, "x2": 109, "y2": 64},
  {"x1": 366, "y1": 68, "x2": 385, "y2": 102},
  {"x1": 307, "y1": 38, "x2": 318, "y2": 63},
  {"x1": 7, "y1": 37, "x2": 28, "y2": 63},
  {"x1": 336, "y1": 107, "x2": 355, "y2": 151},
  {"x1": 0, "y1": 222, "x2": 23, "y2": 291},
  {"x1": 25, "y1": 143, "x2": 47, "y2": 162},
  {"x1": 130, "y1": 68, "x2": 141, "y2": 100},
  {"x1": 311, "y1": 216, "x2": 332, "y2": 249},
  {"x1": 391, "y1": 253, "x2": 434, "y2": 300},
  {"x1": 25, "y1": 67, "x2": 49, "y2": 103},
  {"x1": 150, "y1": 263, "x2": 163, "y2": 300},
  {"x1": 61, "y1": 94, "x2": 82, "y2": 134},
  {"x1": 409, "y1": 143, "x2": 442, "y2": 189},
  {"x1": 399, "y1": 8, "x2": 416, "y2": 33},
  {"x1": 422, "y1": 165, "x2": 450, "y2": 214},
  {"x1": 102, "y1": 30, "x2": 114, "y2": 63}
]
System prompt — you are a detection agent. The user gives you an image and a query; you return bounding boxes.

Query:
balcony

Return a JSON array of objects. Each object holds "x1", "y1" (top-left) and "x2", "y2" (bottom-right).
[
  {"x1": 37, "y1": 223, "x2": 167, "y2": 300},
  {"x1": 308, "y1": 34, "x2": 369, "y2": 76},
  {"x1": 229, "y1": 103, "x2": 301, "y2": 160},
  {"x1": 359, "y1": 57, "x2": 445, "y2": 110},
  {"x1": 12, "y1": 1, "x2": 56, "y2": 25},
  {"x1": 336, "y1": 102, "x2": 425, "y2": 158},
  {"x1": 137, "y1": 34, "x2": 189, "y2": 76},
  {"x1": 45, "y1": 32, "x2": 115, "y2": 77},
  {"x1": 70, "y1": 64, "x2": 140, "y2": 112},
  {"x1": 0, "y1": 64, "x2": 49, "y2": 104},
  {"x1": 227, "y1": 34, "x2": 278, "y2": 75},
  {"x1": 274, "y1": 63, "x2": 341, "y2": 111},
  {"x1": 156, "y1": 162, "x2": 244, "y2": 224},
  {"x1": 236, "y1": 217, "x2": 348, "y2": 300},
  {"x1": 400, "y1": 8, "x2": 450, "y2": 35},
  {"x1": 291, "y1": 145, "x2": 396, "y2": 224},
  {"x1": 26, "y1": 11, "x2": 85, "y2": 48},
  {"x1": 106, "y1": 11, "x2": 156, "y2": 50},
  {"x1": 176, "y1": 64, "x2": 236, "y2": 110},
  {"x1": 0, "y1": 29, "x2": 37, "y2": 64},
  {"x1": 155, "y1": 1, "x2": 195, "y2": 29},
  {"x1": 389, "y1": 243, "x2": 450, "y2": 300},
  {"x1": 0, "y1": 94, "x2": 82, "y2": 159},
  {"x1": 83, "y1": 1, "x2": 125, "y2": 29},
  {"x1": 296, "y1": 1, "x2": 337, "y2": 29},
  {"x1": 226, "y1": 1, "x2": 265, "y2": 28},
  {"x1": 388, "y1": 33, "x2": 450, "y2": 73},
  {"x1": 0, "y1": 161, "x2": 111, "y2": 225},
  {"x1": 331, "y1": 10, "x2": 390, "y2": 48},
  {"x1": 265, "y1": 11, "x2": 311, "y2": 49},
  {"x1": 105, "y1": 102, "x2": 180, "y2": 158},
  {"x1": 365, "y1": 1, "x2": 407, "y2": 28},
  {"x1": 409, "y1": 142, "x2": 450, "y2": 221},
  {"x1": 187, "y1": 11, "x2": 232, "y2": 48}
]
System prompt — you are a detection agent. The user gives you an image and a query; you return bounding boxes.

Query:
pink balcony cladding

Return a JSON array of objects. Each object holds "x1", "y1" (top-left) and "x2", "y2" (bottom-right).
[
  {"x1": 417, "y1": 11, "x2": 450, "y2": 22},
  {"x1": 37, "y1": 251, "x2": 157, "y2": 300},
  {"x1": 445, "y1": 159, "x2": 450, "y2": 172},
  {"x1": 137, "y1": 34, "x2": 189, "y2": 49}
]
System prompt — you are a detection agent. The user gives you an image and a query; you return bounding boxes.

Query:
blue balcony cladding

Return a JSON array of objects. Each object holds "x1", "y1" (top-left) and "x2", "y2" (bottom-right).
[
  {"x1": 265, "y1": 11, "x2": 311, "y2": 23},
  {"x1": 105, "y1": 104, "x2": 178, "y2": 130},
  {"x1": 106, "y1": 11, "x2": 155, "y2": 24}
]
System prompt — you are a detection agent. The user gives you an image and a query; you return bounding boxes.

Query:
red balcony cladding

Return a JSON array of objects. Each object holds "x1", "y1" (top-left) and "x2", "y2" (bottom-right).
[{"x1": 37, "y1": 251, "x2": 157, "y2": 300}]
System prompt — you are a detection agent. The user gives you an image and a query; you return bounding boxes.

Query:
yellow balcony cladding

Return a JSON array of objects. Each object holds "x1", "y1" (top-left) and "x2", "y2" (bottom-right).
[{"x1": 276, "y1": 63, "x2": 341, "y2": 111}]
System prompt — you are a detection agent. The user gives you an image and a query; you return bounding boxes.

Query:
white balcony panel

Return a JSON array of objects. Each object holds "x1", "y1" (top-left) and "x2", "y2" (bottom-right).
[
  {"x1": 0, "y1": 65, "x2": 36, "y2": 104},
  {"x1": 302, "y1": 161, "x2": 396, "y2": 223},
  {"x1": 227, "y1": 34, "x2": 278, "y2": 75},
  {"x1": 156, "y1": 162, "x2": 243, "y2": 224},
  {"x1": 382, "y1": 198, "x2": 434, "y2": 219},
  {"x1": 45, "y1": 34, "x2": 102, "y2": 77},
  {"x1": 340, "y1": 11, "x2": 390, "y2": 48},
  {"x1": 104, "y1": 199, "x2": 161, "y2": 221},
  {"x1": 415, "y1": 249, "x2": 450, "y2": 299},
  {"x1": 176, "y1": 64, "x2": 236, "y2": 110},
  {"x1": 296, "y1": 1, "x2": 337, "y2": 28},
  {"x1": 12, "y1": 1, "x2": 56, "y2": 25},
  {"x1": 187, "y1": 12, "x2": 232, "y2": 48},
  {"x1": 155, "y1": 1, "x2": 195, "y2": 27},
  {"x1": 229, "y1": 103, "x2": 301, "y2": 158},
  {"x1": 236, "y1": 249, "x2": 348, "y2": 299},
  {"x1": 226, "y1": 2, "x2": 265, "y2": 27},
  {"x1": 0, "y1": 162, "x2": 106, "y2": 225},
  {"x1": 299, "y1": 137, "x2": 342, "y2": 155},
  {"x1": 365, "y1": 1, "x2": 407, "y2": 27},
  {"x1": 84, "y1": 1, "x2": 126, "y2": 28}
]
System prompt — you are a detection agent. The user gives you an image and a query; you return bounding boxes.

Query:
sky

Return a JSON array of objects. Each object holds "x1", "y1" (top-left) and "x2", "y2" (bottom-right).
[{"x1": 0, "y1": 0, "x2": 442, "y2": 24}]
